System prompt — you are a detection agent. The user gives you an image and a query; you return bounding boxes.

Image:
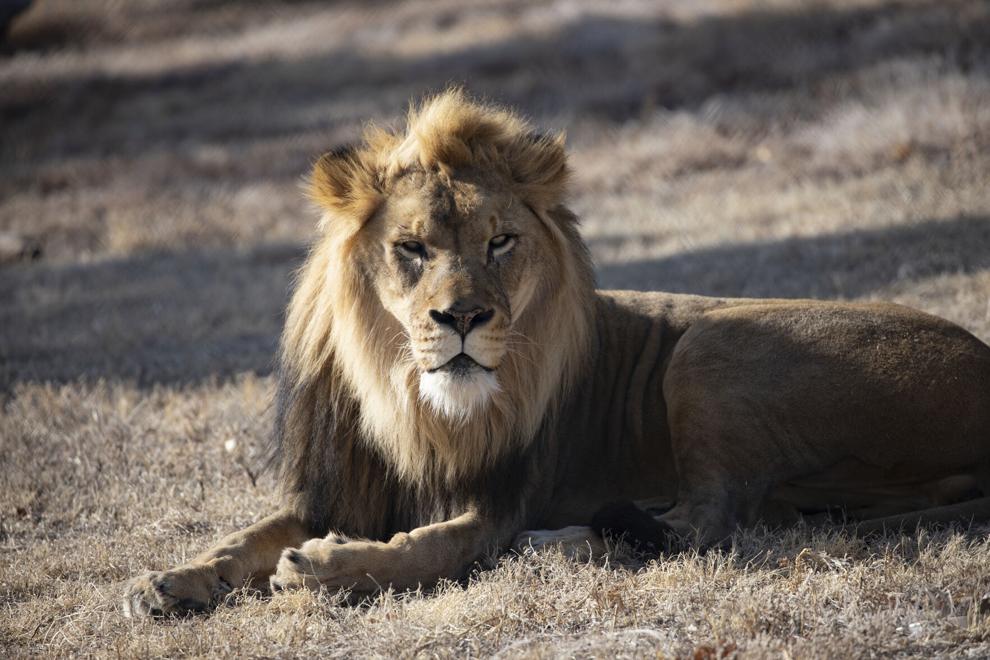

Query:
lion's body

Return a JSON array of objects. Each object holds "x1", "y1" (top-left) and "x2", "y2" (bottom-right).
[
  {"x1": 264, "y1": 281, "x2": 990, "y2": 567},
  {"x1": 548, "y1": 292, "x2": 990, "y2": 542},
  {"x1": 124, "y1": 90, "x2": 990, "y2": 618}
]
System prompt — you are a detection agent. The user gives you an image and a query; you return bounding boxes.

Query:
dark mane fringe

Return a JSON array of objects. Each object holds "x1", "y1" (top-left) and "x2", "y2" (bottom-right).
[{"x1": 268, "y1": 349, "x2": 552, "y2": 539}]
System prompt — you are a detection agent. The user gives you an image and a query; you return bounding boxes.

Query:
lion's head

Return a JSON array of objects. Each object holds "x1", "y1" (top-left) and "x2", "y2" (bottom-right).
[{"x1": 278, "y1": 90, "x2": 594, "y2": 485}]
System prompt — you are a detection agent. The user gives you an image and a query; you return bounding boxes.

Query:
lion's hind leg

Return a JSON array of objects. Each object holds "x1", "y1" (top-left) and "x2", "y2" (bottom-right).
[{"x1": 853, "y1": 495, "x2": 990, "y2": 536}]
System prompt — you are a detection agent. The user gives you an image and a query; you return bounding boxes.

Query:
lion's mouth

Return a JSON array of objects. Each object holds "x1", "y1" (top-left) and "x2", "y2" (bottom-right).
[{"x1": 429, "y1": 353, "x2": 494, "y2": 375}]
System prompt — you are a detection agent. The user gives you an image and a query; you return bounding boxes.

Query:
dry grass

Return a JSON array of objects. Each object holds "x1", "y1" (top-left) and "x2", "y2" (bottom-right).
[{"x1": 2, "y1": 0, "x2": 990, "y2": 656}]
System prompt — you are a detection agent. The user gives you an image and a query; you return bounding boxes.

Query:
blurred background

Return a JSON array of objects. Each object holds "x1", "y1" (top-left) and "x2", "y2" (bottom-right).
[{"x1": 2, "y1": 0, "x2": 989, "y2": 389}]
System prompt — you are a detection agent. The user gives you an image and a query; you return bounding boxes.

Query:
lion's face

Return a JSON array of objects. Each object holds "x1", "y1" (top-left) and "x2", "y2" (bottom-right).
[
  {"x1": 356, "y1": 169, "x2": 547, "y2": 418},
  {"x1": 290, "y1": 90, "x2": 591, "y2": 444}
]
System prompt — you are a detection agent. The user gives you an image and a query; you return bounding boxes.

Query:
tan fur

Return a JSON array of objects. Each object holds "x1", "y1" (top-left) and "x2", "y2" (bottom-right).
[{"x1": 124, "y1": 91, "x2": 990, "y2": 618}]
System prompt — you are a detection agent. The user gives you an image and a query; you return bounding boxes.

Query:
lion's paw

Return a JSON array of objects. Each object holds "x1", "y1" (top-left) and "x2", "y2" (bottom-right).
[
  {"x1": 513, "y1": 526, "x2": 607, "y2": 561},
  {"x1": 269, "y1": 546, "x2": 325, "y2": 592},
  {"x1": 122, "y1": 564, "x2": 231, "y2": 618},
  {"x1": 270, "y1": 534, "x2": 376, "y2": 594}
]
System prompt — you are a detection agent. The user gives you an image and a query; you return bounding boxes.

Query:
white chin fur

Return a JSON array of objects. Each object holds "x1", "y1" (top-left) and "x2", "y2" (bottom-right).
[{"x1": 419, "y1": 369, "x2": 499, "y2": 421}]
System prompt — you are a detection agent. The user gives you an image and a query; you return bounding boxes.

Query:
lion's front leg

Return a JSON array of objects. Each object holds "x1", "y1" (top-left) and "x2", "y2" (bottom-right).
[
  {"x1": 270, "y1": 511, "x2": 503, "y2": 594},
  {"x1": 123, "y1": 509, "x2": 308, "y2": 617}
]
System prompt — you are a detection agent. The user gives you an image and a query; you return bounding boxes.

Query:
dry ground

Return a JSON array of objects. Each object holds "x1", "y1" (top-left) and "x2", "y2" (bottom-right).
[{"x1": 2, "y1": 0, "x2": 990, "y2": 657}]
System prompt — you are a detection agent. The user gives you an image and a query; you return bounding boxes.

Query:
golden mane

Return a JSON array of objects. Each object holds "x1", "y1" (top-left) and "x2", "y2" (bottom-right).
[
  {"x1": 272, "y1": 90, "x2": 595, "y2": 531},
  {"x1": 307, "y1": 88, "x2": 570, "y2": 229}
]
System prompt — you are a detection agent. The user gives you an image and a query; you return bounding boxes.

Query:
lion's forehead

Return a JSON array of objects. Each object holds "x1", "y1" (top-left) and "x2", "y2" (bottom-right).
[{"x1": 388, "y1": 171, "x2": 507, "y2": 233}]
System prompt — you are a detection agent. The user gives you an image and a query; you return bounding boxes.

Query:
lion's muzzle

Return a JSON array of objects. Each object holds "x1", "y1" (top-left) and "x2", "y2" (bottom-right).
[
  {"x1": 428, "y1": 303, "x2": 495, "y2": 338},
  {"x1": 415, "y1": 301, "x2": 505, "y2": 418}
]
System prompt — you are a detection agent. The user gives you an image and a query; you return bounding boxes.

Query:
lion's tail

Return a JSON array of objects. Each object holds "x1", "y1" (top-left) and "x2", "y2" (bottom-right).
[{"x1": 591, "y1": 501, "x2": 676, "y2": 557}]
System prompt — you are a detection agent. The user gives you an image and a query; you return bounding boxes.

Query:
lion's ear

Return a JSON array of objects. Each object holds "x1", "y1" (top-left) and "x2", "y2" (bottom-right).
[
  {"x1": 308, "y1": 145, "x2": 383, "y2": 232},
  {"x1": 506, "y1": 131, "x2": 569, "y2": 211}
]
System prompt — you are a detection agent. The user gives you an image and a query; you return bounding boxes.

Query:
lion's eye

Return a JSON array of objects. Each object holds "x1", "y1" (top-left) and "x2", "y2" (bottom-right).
[
  {"x1": 488, "y1": 234, "x2": 516, "y2": 257},
  {"x1": 396, "y1": 240, "x2": 426, "y2": 259}
]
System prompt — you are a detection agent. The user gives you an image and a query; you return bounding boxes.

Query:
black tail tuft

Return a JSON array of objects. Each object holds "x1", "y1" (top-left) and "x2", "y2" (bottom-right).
[{"x1": 591, "y1": 500, "x2": 674, "y2": 556}]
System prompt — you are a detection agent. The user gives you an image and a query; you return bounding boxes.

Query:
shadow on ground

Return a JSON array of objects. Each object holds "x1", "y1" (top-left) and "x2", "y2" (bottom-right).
[
  {"x1": 0, "y1": 243, "x2": 304, "y2": 391},
  {"x1": 3, "y1": 216, "x2": 987, "y2": 391},
  {"x1": 595, "y1": 215, "x2": 990, "y2": 298}
]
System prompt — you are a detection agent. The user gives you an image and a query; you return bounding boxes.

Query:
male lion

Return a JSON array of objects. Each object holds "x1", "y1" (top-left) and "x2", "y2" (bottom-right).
[{"x1": 124, "y1": 90, "x2": 990, "y2": 617}]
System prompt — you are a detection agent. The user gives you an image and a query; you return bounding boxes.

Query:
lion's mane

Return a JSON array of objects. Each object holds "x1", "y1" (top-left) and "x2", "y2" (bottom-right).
[{"x1": 269, "y1": 90, "x2": 596, "y2": 538}]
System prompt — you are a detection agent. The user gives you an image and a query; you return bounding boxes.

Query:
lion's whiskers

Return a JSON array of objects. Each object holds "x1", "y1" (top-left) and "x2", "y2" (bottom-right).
[
  {"x1": 501, "y1": 345, "x2": 538, "y2": 369},
  {"x1": 507, "y1": 330, "x2": 543, "y2": 356}
]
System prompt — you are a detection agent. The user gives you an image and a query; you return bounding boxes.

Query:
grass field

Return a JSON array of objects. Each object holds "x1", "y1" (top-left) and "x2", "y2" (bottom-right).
[{"x1": 3, "y1": 0, "x2": 990, "y2": 656}]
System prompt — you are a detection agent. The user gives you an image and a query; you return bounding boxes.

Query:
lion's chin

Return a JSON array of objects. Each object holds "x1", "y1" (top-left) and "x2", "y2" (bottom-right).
[{"x1": 418, "y1": 368, "x2": 500, "y2": 421}]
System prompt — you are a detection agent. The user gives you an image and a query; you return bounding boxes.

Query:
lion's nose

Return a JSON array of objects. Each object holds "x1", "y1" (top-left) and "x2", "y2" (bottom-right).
[{"x1": 429, "y1": 303, "x2": 494, "y2": 337}]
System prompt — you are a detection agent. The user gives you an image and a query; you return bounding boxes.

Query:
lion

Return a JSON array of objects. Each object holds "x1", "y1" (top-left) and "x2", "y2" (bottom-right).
[{"x1": 123, "y1": 89, "x2": 990, "y2": 617}]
